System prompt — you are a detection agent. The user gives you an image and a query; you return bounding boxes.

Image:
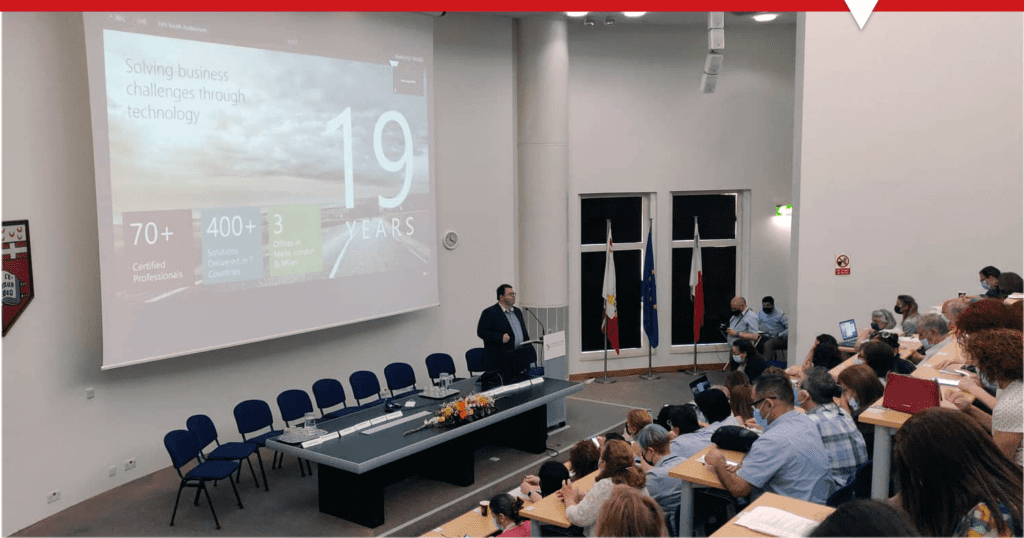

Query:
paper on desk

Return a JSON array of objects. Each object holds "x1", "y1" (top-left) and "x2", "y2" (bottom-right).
[
  {"x1": 696, "y1": 455, "x2": 738, "y2": 467},
  {"x1": 733, "y1": 506, "x2": 818, "y2": 537}
]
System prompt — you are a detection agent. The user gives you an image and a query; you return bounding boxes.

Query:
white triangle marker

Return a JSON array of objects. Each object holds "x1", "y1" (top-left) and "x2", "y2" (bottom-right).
[
  {"x1": 845, "y1": 0, "x2": 878, "y2": 30},
  {"x1": 389, "y1": 60, "x2": 399, "y2": 67}
]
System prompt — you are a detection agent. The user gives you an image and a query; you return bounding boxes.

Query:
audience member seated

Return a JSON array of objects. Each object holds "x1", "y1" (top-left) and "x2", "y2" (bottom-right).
[
  {"x1": 861, "y1": 340, "x2": 901, "y2": 382},
  {"x1": 836, "y1": 364, "x2": 885, "y2": 459},
  {"x1": 797, "y1": 367, "x2": 868, "y2": 492},
  {"x1": 997, "y1": 271, "x2": 1023, "y2": 298},
  {"x1": 593, "y1": 485, "x2": 667, "y2": 538},
  {"x1": 757, "y1": 295, "x2": 789, "y2": 361},
  {"x1": 705, "y1": 373, "x2": 832, "y2": 503},
  {"x1": 723, "y1": 371, "x2": 754, "y2": 423},
  {"x1": 854, "y1": 309, "x2": 898, "y2": 350},
  {"x1": 895, "y1": 294, "x2": 922, "y2": 335},
  {"x1": 623, "y1": 409, "x2": 652, "y2": 443},
  {"x1": 892, "y1": 408, "x2": 1023, "y2": 537},
  {"x1": 566, "y1": 439, "x2": 600, "y2": 480},
  {"x1": 634, "y1": 424, "x2": 682, "y2": 535},
  {"x1": 728, "y1": 339, "x2": 767, "y2": 382},
  {"x1": 788, "y1": 334, "x2": 843, "y2": 381},
  {"x1": 941, "y1": 296, "x2": 971, "y2": 331},
  {"x1": 980, "y1": 265, "x2": 1003, "y2": 299},
  {"x1": 906, "y1": 313, "x2": 951, "y2": 364},
  {"x1": 517, "y1": 461, "x2": 570, "y2": 503},
  {"x1": 950, "y1": 328, "x2": 1023, "y2": 465},
  {"x1": 664, "y1": 405, "x2": 702, "y2": 458},
  {"x1": 808, "y1": 499, "x2": 920, "y2": 537},
  {"x1": 940, "y1": 298, "x2": 1024, "y2": 392},
  {"x1": 561, "y1": 440, "x2": 648, "y2": 537},
  {"x1": 671, "y1": 389, "x2": 739, "y2": 459},
  {"x1": 488, "y1": 493, "x2": 532, "y2": 537},
  {"x1": 871, "y1": 330, "x2": 916, "y2": 374}
]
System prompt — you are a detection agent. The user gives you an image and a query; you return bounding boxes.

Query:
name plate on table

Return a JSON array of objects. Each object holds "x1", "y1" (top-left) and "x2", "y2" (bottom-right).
[
  {"x1": 370, "y1": 416, "x2": 388, "y2": 426},
  {"x1": 362, "y1": 410, "x2": 431, "y2": 435},
  {"x1": 354, "y1": 420, "x2": 372, "y2": 431}
]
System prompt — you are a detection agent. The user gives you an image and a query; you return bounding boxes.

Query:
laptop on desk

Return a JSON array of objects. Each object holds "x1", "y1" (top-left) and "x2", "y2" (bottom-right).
[
  {"x1": 838, "y1": 319, "x2": 859, "y2": 347},
  {"x1": 882, "y1": 373, "x2": 941, "y2": 414}
]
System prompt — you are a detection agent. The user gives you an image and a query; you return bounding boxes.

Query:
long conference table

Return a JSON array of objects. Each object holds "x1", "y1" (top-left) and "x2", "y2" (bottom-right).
[{"x1": 267, "y1": 376, "x2": 583, "y2": 528}]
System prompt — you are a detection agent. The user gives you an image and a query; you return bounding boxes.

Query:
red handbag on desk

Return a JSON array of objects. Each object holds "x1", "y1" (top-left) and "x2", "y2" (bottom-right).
[{"x1": 882, "y1": 373, "x2": 941, "y2": 414}]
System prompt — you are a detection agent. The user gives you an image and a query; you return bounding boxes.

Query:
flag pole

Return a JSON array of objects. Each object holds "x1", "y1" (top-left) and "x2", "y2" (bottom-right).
[
  {"x1": 689, "y1": 216, "x2": 701, "y2": 375},
  {"x1": 640, "y1": 217, "x2": 659, "y2": 381},
  {"x1": 596, "y1": 219, "x2": 615, "y2": 384}
]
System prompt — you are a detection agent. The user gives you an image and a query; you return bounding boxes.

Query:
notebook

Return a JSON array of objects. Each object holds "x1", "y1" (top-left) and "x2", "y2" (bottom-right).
[
  {"x1": 838, "y1": 319, "x2": 858, "y2": 347},
  {"x1": 882, "y1": 373, "x2": 941, "y2": 414}
]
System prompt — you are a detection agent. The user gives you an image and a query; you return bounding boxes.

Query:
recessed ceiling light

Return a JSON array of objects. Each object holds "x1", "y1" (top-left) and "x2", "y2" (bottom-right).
[
  {"x1": 622, "y1": 12, "x2": 646, "y2": 17},
  {"x1": 566, "y1": 12, "x2": 588, "y2": 17},
  {"x1": 752, "y1": 13, "x2": 779, "y2": 22}
]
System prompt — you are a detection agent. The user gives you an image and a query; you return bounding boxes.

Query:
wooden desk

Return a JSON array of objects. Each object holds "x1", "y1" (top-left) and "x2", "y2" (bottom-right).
[
  {"x1": 421, "y1": 508, "x2": 498, "y2": 537},
  {"x1": 858, "y1": 342, "x2": 971, "y2": 500},
  {"x1": 710, "y1": 492, "x2": 834, "y2": 537},
  {"x1": 521, "y1": 471, "x2": 597, "y2": 537},
  {"x1": 668, "y1": 445, "x2": 746, "y2": 537}
]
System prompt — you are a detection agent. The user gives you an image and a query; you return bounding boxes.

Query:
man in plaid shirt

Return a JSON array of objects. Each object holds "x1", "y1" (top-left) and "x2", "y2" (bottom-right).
[{"x1": 798, "y1": 367, "x2": 869, "y2": 493}]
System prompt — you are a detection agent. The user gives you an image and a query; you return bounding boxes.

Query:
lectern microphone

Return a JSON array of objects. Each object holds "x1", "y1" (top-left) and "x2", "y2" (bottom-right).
[{"x1": 523, "y1": 306, "x2": 547, "y2": 336}]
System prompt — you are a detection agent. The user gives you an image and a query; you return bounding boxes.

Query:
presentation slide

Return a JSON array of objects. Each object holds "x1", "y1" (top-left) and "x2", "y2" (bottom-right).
[{"x1": 83, "y1": 13, "x2": 437, "y2": 369}]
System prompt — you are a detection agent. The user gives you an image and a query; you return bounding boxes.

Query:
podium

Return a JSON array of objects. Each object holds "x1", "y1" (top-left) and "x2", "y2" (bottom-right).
[{"x1": 534, "y1": 332, "x2": 567, "y2": 428}]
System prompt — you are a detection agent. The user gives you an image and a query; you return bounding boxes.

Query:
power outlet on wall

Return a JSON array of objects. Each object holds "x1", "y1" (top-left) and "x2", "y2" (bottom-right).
[
  {"x1": 124, "y1": 458, "x2": 136, "y2": 471},
  {"x1": 108, "y1": 465, "x2": 117, "y2": 477},
  {"x1": 46, "y1": 490, "x2": 61, "y2": 504}
]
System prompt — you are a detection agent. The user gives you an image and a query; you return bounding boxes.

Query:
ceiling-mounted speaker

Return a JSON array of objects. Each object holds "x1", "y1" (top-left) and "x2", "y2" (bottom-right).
[
  {"x1": 704, "y1": 53, "x2": 723, "y2": 75},
  {"x1": 708, "y1": 12, "x2": 724, "y2": 29},
  {"x1": 708, "y1": 29, "x2": 725, "y2": 51},
  {"x1": 700, "y1": 73, "x2": 718, "y2": 94}
]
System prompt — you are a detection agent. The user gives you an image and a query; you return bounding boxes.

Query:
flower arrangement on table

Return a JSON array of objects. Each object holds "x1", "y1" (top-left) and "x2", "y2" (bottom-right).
[{"x1": 405, "y1": 393, "x2": 496, "y2": 435}]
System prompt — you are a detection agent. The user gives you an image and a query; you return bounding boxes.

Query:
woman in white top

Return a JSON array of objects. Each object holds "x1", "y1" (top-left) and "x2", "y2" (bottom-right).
[
  {"x1": 560, "y1": 440, "x2": 648, "y2": 537},
  {"x1": 953, "y1": 328, "x2": 1023, "y2": 464}
]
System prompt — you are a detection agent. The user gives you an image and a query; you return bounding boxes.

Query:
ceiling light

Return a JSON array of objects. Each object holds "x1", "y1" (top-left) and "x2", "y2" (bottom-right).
[
  {"x1": 565, "y1": 12, "x2": 588, "y2": 17},
  {"x1": 583, "y1": 17, "x2": 596, "y2": 26},
  {"x1": 752, "y1": 13, "x2": 778, "y2": 22},
  {"x1": 604, "y1": 16, "x2": 615, "y2": 26},
  {"x1": 622, "y1": 12, "x2": 646, "y2": 17}
]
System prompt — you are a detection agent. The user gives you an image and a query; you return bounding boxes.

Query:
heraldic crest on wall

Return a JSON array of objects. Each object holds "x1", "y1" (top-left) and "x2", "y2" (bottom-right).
[{"x1": 3, "y1": 220, "x2": 34, "y2": 336}]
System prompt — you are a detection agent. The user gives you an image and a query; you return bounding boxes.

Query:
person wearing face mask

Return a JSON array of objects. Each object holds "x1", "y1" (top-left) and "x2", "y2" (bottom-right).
[
  {"x1": 756, "y1": 296, "x2": 789, "y2": 362},
  {"x1": 665, "y1": 405, "x2": 702, "y2": 458},
  {"x1": 725, "y1": 296, "x2": 760, "y2": 349},
  {"x1": 854, "y1": 308, "x2": 899, "y2": 350},
  {"x1": 671, "y1": 389, "x2": 739, "y2": 458},
  {"x1": 634, "y1": 424, "x2": 683, "y2": 535},
  {"x1": 894, "y1": 294, "x2": 921, "y2": 336},
  {"x1": 729, "y1": 339, "x2": 767, "y2": 382},
  {"x1": 979, "y1": 265, "x2": 1002, "y2": 298},
  {"x1": 797, "y1": 367, "x2": 868, "y2": 494},
  {"x1": 705, "y1": 373, "x2": 832, "y2": 503},
  {"x1": 836, "y1": 364, "x2": 885, "y2": 460},
  {"x1": 487, "y1": 493, "x2": 531, "y2": 537},
  {"x1": 623, "y1": 409, "x2": 652, "y2": 444},
  {"x1": 905, "y1": 313, "x2": 951, "y2": 364}
]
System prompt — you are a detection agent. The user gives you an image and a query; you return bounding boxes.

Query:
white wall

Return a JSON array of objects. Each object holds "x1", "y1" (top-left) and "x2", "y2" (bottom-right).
[
  {"x1": 1, "y1": 12, "x2": 515, "y2": 535},
  {"x1": 565, "y1": 22, "x2": 797, "y2": 374},
  {"x1": 792, "y1": 13, "x2": 1023, "y2": 358}
]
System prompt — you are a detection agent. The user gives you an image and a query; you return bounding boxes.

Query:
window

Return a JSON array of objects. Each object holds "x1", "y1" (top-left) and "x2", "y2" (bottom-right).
[
  {"x1": 671, "y1": 193, "x2": 741, "y2": 347},
  {"x1": 579, "y1": 196, "x2": 647, "y2": 354}
]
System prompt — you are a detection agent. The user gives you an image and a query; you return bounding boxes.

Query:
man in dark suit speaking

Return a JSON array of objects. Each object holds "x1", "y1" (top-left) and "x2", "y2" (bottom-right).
[{"x1": 477, "y1": 284, "x2": 536, "y2": 381}]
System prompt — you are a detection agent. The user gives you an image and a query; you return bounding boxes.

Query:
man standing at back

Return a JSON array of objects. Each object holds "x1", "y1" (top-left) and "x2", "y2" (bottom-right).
[
  {"x1": 705, "y1": 373, "x2": 832, "y2": 503},
  {"x1": 477, "y1": 284, "x2": 534, "y2": 380}
]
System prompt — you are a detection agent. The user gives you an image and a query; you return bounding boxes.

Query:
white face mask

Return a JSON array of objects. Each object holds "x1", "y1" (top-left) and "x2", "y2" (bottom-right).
[
  {"x1": 622, "y1": 427, "x2": 633, "y2": 442},
  {"x1": 493, "y1": 517, "x2": 502, "y2": 531},
  {"x1": 732, "y1": 354, "x2": 742, "y2": 363},
  {"x1": 848, "y1": 397, "x2": 859, "y2": 411}
]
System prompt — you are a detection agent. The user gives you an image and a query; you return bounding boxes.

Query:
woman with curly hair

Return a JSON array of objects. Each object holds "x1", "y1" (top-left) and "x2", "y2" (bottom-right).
[
  {"x1": 893, "y1": 408, "x2": 1022, "y2": 537},
  {"x1": 561, "y1": 440, "x2": 647, "y2": 536},
  {"x1": 950, "y1": 328, "x2": 1023, "y2": 464}
]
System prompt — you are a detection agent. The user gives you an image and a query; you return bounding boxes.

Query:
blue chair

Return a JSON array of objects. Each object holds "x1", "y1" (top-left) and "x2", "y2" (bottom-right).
[
  {"x1": 465, "y1": 348, "x2": 486, "y2": 375},
  {"x1": 350, "y1": 370, "x2": 386, "y2": 409},
  {"x1": 312, "y1": 378, "x2": 360, "y2": 420},
  {"x1": 425, "y1": 353, "x2": 463, "y2": 386},
  {"x1": 233, "y1": 399, "x2": 285, "y2": 476},
  {"x1": 186, "y1": 414, "x2": 267, "y2": 492},
  {"x1": 275, "y1": 389, "x2": 316, "y2": 477},
  {"x1": 164, "y1": 429, "x2": 243, "y2": 529},
  {"x1": 384, "y1": 362, "x2": 423, "y2": 399},
  {"x1": 826, "y1": 460, "x2": 873, "y2": 507}
]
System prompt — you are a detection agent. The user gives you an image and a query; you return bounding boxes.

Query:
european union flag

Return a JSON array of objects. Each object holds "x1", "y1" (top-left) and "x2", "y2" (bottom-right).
[{"x1": 641, "y1": 229, "x2": 658, "y2": 348}]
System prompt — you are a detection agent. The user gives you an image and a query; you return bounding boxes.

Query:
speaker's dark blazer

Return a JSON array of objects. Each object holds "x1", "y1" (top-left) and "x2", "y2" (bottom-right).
[{"x1": 476, "y1": 303, "x2": 532, "y2": 370}]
